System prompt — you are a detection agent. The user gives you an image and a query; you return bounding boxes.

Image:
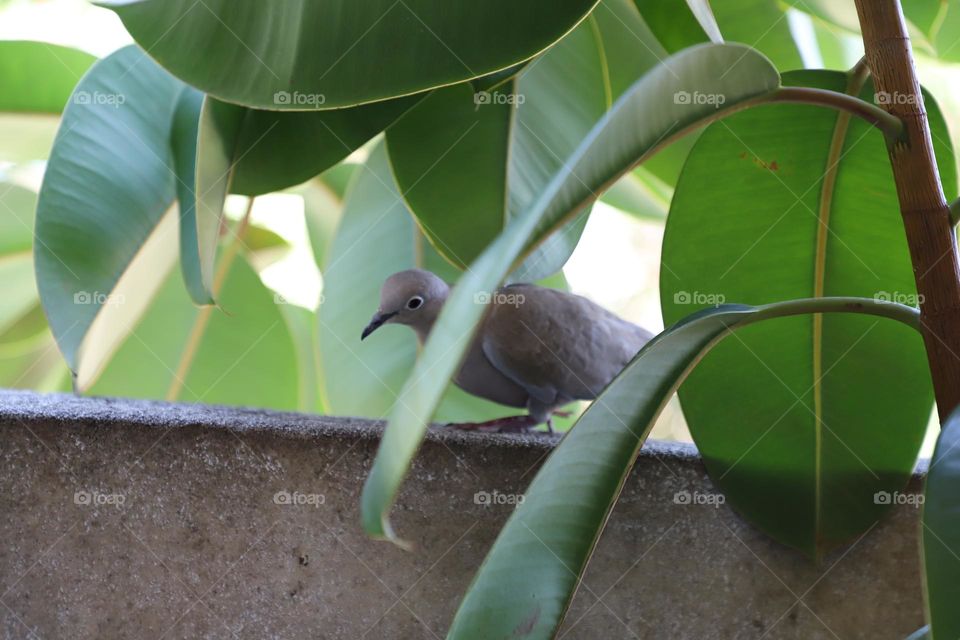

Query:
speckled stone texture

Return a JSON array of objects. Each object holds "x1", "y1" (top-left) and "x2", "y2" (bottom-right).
[{"x1": 0, "y1": 389, "x2": 925, "y2": 639}]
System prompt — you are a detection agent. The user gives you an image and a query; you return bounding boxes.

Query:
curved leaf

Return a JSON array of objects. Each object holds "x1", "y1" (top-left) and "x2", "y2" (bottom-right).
[
  {"x1": 660, "y1": 70, "x2": 951, "y2": 555},
  {"x1": 361, "y1": 43, "x2": 783, "y2": 543},
  {"x1": 449, "y1": 298, "x2": 920, "y2": 639},
  {"x1": 922, "y1": 406, "x2": 960, "y2": 640},
  {"x1": 0, "y1": 40, "x2": 96, "y2": 162},
  {"x1": 35, "y1": 45, "x2": 185, "y2": 389},
  {"x1": 386, "y1": 0, "x2": 667, "y2": 280},
  {"x1": 97, "y1": 0, "x2": 598, "y2": 110},
  {"x1": 185, "y1": 95, "x2": 417, "y2": 304}
]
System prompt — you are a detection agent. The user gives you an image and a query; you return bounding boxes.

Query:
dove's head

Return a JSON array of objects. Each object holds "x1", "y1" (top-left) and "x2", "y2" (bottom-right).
[{"x1": 361, "y1": 269, "x2": 450, "y2": 342}]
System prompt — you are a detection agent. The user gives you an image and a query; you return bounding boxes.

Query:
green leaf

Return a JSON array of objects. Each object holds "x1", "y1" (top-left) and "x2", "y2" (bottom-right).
[
  {"x1": 0, "y1": 183, "x2": 70, "y2": 391},
  {"x1": 600, "y1": 167, "x2": 671, "y2": 220},
  {"x1": 361, "y1": 43, "x2": 782, "y2": 543},
  {"x1": 317, "y1": 141, "x2": 521, "y2": 424},
  {"x1": 684, "y1": 0, "x2": 723, "y2": 43},
  {"x1": 0, "y1": 40, "x2": 96, "y2": 162},
  {"x1": 97, "y1": 0, "x2": 599, "y2": 110},
  {"x1": 449, "y1": 297, "x2": 920, "y2": 639},
  {"x1": 185, "y1": 96, "x2": 417, "y2": 304},
  {"x1": 660, "y1": 70, "x2": 951, "y2": 556},
  {"x1": 297, "y1": 164, "x2": 359, "y2": 269},
  {"x1": 387, "y1": 0, "x2": 668, "y2": 281},
  {"x1": 638, "y1": 0, "x2": 803, "y2": 70},
  {"x1": 89, "y1": 255, "x2": 299, "y2": 411},
  {"x1": 35, "y1": 45, "x2": 185, "y2": 390},
  {"x1": 923, "y1": 406, "x2": 960, "y2": 640}
]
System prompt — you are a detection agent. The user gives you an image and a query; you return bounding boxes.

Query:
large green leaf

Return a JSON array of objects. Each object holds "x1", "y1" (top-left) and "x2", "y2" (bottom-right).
[
  {"x1": 922, "y1": 406, "x2": 960, "y2": 640},
  {"x1": 35, "y1": 45, "x2": 188, "y2": 390},
  {"x1": 449, "y1": 298, "x2": 920, "y2": 639},
  {"x1": 361, "y1": 43, "x2": 783, "y2": 543},
  {"x1": 787, "y1": 0, "x2": 960, "y2": 63},
  {"x1": 89, "y1": 254, "x2": 299, "y2": 411},
  {"x1": 387, "y1": 0, "x2": 666, "y2": 281},
  {"x1": 636, "y1": 0, "x2": 802, "y2": 70},
  {"x1": 184, "y1": 96, "x2": 417, "y2": 304},
  {"x1": 660, "y1": 70, "x2": 951, "y2": 556},
  {"x1": 0, "y1": 41, "x2": 96, "y2": 162},
  {"x1": 317, "y1": 141, "x2": 527, "y2": 424},
  {"x1": 97, "y1": 0, "x2": 599, "y2": 110},
  {"x1": 0, "y1": 183, "x2": 70, "y2": 391}
]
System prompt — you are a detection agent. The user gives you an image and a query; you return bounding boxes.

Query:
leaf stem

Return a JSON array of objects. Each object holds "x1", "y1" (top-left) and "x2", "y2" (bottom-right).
[{"x1": 764, "y1": 86, "x2": 903, "y2": 141}]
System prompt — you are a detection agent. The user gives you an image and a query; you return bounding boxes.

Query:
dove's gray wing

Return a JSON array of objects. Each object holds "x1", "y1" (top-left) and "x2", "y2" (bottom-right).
[{"x1": 479, "y1": 284, "x2": 652, "y2": 406}]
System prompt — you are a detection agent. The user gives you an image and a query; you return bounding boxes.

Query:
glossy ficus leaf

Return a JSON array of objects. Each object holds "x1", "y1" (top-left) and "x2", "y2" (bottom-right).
[
  {"x1": 387, "y1": 0, "x2": 667, "y2": 281},
  {"x1": 0, "y1": 40, "x2": 96, "y2": 162},
  {"x1": 922, "y1": 406, "x2": 960, "y2": 640},
  {"x1": 0, "y1": 183, "x2": 70, "y2": 391},
  {"x1": 449, "y1": 298, "x2": 920, "y2": 639},
  {"x1": 361, "y1": 43, "x2": 782, "y2": 544},
  {"x1": 97, "y1": 0, "x2": 599, "y2": 110},
  {"x1": 182, "y1": 95, "x2": 418, "y2": 305},
  {"x1": 89, "y1": 254, "x2": 299, "y2": 411},
  {"x1": 660, "y1": 70, "x2": 952, "y2": 556},
  {"x1": 35, "y1": 46, "x2": 188, "y2": 390}
]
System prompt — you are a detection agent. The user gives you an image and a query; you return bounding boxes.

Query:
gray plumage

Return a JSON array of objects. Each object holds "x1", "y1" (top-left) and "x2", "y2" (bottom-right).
[{"x1": 361, "y1": 269, "x2": 652, "y2": 430}]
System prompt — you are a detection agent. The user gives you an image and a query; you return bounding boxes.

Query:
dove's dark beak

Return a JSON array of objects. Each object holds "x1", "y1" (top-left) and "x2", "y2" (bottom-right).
[{"x1": 361, "y1": 311, "x2": 396, "y2": 340}]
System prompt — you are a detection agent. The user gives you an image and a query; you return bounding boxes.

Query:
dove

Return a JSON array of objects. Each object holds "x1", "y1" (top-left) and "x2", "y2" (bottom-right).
[{"x1": 361, "y1": 269, "x2": 653, "y2": 432}]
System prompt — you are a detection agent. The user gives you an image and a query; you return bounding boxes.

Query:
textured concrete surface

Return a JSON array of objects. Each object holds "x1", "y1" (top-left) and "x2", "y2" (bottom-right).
[{"x1": 0, "y1": 389, "x2": 925, "y2": 639}]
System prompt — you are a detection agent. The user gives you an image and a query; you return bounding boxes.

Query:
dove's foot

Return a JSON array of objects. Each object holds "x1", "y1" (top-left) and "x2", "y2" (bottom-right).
[{"x1": 446, "y1": 415, "x2": 542, "y2": 433}]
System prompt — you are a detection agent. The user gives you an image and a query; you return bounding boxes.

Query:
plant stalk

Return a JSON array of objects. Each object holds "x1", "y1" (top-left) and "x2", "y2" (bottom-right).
[{"x1": 855, "y1": 0, "x2": 960, "y2": 420}]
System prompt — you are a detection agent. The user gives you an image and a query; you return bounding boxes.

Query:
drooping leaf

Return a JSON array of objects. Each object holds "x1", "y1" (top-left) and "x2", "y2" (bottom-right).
[
  {"x1": 449, "y1": 298, "x2": 920, "y2": 639},
  {"x1": 660, "y1": 70, "x2": 952, "y2": 556},
  {"x1": 922, "y1": 406, "x2": 960, "y2": 640},
  {"x1": 361, "y1": 43, "x2": 783, "y2": 543},
  {"x1": 96, "y1": 0, "x2": 599, "y2": 109},
  {"x1": 35, "y1": 45, "x2": 186, "y2": 390},
  {"x1": 184, "y1": 95, "x2": 417, "y2": 304},
  {"x1": 0, "y1": 40, "x2": 96, "y2": 162},
  {"x1": 387, "y1": 0, "x2": 668, "y2": 282}
]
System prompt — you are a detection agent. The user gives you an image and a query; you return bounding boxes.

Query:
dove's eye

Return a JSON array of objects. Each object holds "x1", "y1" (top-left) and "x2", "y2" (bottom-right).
[{"x1": 406, "y1": 296, "x2": 424, "y2": 310}]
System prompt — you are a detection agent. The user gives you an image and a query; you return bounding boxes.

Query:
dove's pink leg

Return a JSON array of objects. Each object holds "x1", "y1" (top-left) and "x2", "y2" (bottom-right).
[
  {"x1": 447, "y1": 415, "x2": 539, "y2": 433},
  {"x1": 446, "y1": 409, "x2": 569, "y2": 434}
]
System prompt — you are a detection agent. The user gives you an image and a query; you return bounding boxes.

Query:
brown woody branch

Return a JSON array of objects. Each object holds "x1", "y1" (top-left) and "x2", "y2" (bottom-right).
[{"x1": 855, "y1": 0, "x2": 960, "y2": 420}]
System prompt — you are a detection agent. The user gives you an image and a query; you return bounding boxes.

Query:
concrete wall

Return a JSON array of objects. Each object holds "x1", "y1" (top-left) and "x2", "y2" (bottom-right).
[{"x1": 0, "y1": 390, "x2": 925, "y2": 639}]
